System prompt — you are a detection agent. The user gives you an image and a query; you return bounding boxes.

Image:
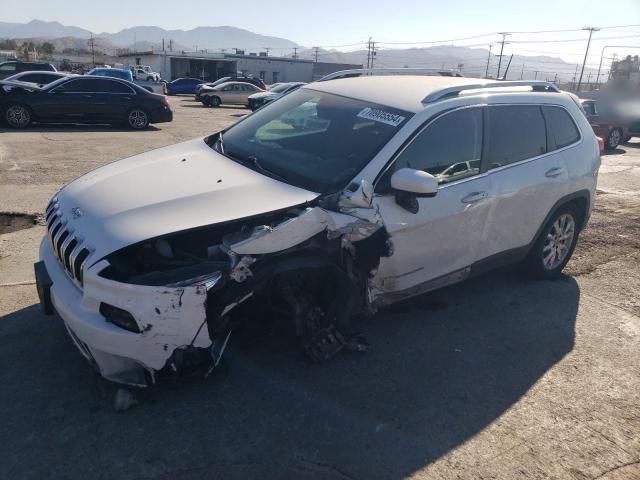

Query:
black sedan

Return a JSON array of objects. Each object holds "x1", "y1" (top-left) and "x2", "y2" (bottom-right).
[{"x1": 0, "y1": 76, "x2": 173, "y2": 129}]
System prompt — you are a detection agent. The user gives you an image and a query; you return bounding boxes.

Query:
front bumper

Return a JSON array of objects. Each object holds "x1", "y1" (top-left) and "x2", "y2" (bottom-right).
[{"x1": 38, "y1": 237, "x2": 215, "y2": 386}]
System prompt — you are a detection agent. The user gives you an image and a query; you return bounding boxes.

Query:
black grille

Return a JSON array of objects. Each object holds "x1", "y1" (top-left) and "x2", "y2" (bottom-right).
[{"x1": 46, "y1": 199, "x2": 91, "y2": 286}]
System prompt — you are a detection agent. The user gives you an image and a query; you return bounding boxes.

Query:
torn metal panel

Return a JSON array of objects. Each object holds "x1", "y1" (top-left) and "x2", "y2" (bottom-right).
[{"x1": 227, "y1": 206, "x2": 383, "y2": 255}]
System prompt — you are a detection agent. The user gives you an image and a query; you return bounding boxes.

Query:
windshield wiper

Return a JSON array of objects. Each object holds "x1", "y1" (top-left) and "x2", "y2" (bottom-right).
[{"x1": 246, "y1": 155, "x2": 288, "y2": 183}]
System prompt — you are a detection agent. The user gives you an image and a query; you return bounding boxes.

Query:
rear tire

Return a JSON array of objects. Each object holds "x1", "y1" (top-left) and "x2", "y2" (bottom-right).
[
  {"x1": 522, "y1": 205, "x2": 580, "y2": 279},
  {"x1": 4, "y1": 103, "x2": 32, "y2": 129},
  {"x1": 606, "y1": 128, "x2": 622, "y2": 150},
  {"x1": 126, "y1": 108, "x2": 149, "y2": 130}
]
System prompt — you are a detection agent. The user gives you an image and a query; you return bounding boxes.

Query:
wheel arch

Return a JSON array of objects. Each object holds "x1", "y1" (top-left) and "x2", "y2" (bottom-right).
[{"x1": 529, "y1": 189, "x2": 591, "y2": 251}]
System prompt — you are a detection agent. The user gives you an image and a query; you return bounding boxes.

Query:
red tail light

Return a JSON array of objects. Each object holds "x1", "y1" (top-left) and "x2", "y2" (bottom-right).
[
  {"x1": 597, "y1": 136, "x2": 604, "y2": 154},
  {"x1": 161, "y1": 96, "x2": 170, "y2": 107}
]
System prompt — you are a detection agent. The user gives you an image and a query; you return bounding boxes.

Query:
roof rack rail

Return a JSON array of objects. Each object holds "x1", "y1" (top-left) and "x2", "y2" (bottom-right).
[
  {"x1": 422, "y1": 81, "x2": 560, "y2": 103},
  {"x1": 318, "y1": 68, "x2": 462, "y2": 82}
]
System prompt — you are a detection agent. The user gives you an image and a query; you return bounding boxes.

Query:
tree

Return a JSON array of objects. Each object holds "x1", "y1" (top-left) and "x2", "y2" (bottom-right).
[{"x1": 41, "y1": 42, "x2": 55, "y2": 55}]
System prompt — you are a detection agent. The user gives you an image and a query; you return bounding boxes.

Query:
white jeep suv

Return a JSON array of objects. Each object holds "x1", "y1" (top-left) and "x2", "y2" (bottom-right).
[{"x1": 35, "y1": 76, "x2": 600, "y2": 386}]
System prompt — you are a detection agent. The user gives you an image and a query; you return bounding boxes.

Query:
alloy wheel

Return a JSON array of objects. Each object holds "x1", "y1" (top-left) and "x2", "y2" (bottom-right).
[
  {"x1": 542, "y1": 213, "x2": 575, "y2": 270},
  {"x1": 608, "y1": 129, "x2": 621, "y2": 149},
  {"x1": 128, "y1": 109, "x2": 148, "y2": 129},
  {"x1": 6, "y1": 105, "x2": 30, "y2": 128}
]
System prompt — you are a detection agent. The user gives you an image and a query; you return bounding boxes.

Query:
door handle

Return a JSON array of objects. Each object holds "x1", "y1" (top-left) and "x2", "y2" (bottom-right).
[
  {"x1": 82, "y1": 94, "x2": 92, "y2": 99},
  {"x1": 545, "y1": 167, "x2": 565, "y2": 178},
  {"x1": 461, "y1": 191, "x2": 489, "y2": 204}
]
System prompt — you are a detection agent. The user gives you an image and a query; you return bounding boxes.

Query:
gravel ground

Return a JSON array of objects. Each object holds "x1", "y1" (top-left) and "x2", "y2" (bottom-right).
[{"x1": 0, "y1": 97, "x2": 639, "y2": 480}]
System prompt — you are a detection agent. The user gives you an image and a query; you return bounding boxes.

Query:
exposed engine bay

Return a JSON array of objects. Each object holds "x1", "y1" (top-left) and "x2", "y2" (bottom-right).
[{"x1": 96, "y1": 181, "x2": 391, "y2": 383}]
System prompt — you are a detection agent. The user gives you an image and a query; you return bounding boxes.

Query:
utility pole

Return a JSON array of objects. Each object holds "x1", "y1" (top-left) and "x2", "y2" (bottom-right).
[
  {"x1": 292, "y1": 47, "x2": 298, "y2": 59},
  {"x1": 520, "y1": 63, "x2": 525, "y2": 80},
  {"x1": 484, "y1": 44, "x2": 492, "y2": 78},
  {"x1": 534, "y1": 70, "x2": 539, "y2": 80},
  {"x1": 577, "y1": 26, "x2": 600, "y2": 91},
  {"x1": 370, "y1": 40, "x2": 377, "y2": 68},
  {"x1": 502, "y1": 54, "x2": 513, "y2": 80},
  {"x1": 264, "y1": 47, "x2": 271, "y2": 56},
  {"x1": 313, "y1": 46, "x2": 319, "y2": 63},
  {"x1": 496, "y1": 32, "x2": 510, "y2": 79},
  {"x1": 366, "y1": 37, "x2": 372, "y2": 69},
  {"x1": 554, "y1": 73, "x2": 558, "y2": 84}
]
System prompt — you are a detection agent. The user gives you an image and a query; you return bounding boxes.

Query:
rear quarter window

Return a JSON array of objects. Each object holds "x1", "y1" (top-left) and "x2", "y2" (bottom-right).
[{"x1": 543, "y1": 106, "x2": 581, "y2": 150}]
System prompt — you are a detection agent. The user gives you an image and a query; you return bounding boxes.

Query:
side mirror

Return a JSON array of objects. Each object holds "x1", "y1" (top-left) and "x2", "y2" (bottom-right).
[{"x1": 390, "y1": 168, "x2": 438, "y2": 197}]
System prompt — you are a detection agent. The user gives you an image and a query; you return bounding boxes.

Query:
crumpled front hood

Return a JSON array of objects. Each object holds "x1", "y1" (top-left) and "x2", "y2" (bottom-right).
[{"x1": 55, "y1": 138, "x2": 318, "y2": 261}]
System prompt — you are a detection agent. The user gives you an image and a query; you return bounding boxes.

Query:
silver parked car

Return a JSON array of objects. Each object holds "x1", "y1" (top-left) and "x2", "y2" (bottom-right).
[
  {"x1": 200, "y1": 81, "x2": 263, "y2": 108},
  {"x1": 248, "y1": 82, "x2": 306, "y2": 110}
]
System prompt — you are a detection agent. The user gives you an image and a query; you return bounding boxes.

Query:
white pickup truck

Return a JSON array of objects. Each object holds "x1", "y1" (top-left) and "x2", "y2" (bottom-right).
[{"x1": 131, "y1": 65, "x2": 161, "y2": 82}]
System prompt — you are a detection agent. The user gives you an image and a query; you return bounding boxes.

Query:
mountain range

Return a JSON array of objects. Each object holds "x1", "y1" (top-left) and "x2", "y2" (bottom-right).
[
  {"x1": 0, "y1": 20, "x2": 298, "y2": 51},
  {"x1": 0, "y1": 20, "x2": 601, "y2": 83}
]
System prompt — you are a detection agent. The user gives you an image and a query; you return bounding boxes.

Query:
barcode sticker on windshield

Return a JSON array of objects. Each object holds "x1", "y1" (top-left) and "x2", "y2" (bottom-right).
[{"x1": 357, "y1": 108, "x2": 405, "y2": 127}]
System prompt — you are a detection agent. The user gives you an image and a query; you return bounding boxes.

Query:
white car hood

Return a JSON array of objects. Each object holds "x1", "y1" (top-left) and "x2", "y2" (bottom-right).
[
  {"x1": 56, "y1": 138, "x2": 319, "y2": 260},
  {"x1": 249, "y1": 91, "x2": 277, "y2": 100}
]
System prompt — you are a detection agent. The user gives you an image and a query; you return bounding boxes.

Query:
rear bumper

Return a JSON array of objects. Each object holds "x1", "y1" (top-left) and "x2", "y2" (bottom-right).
[{"x1": 150, "y1": 108, "x2": 173, "y2": 124}]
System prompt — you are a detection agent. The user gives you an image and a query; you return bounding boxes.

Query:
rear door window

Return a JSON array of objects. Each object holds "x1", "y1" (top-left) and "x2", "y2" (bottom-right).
[
  {"x1": 543, "y1": 106, "x2": 581, "y2": 150},
  {"x1": 0, "y1": 63, "x2": 17, "y2": 72},
  {"x1": 93, "y1": 79, "x2": 133, "y2": 94},
  {"x1": 58, "y1": 79, "x2": 95, "y2": 92},
  {"x1": 487, "y1": 105, "x2": 547, "y2": 169}
]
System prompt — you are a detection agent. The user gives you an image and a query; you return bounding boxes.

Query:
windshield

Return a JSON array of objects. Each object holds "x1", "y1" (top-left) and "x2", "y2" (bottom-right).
[
  {"x1": 211, "y1": 77, "x2": 231, "y2": 87},
  {"x1": 213, "y1": 89, "x2": 412, "y2": 193},
  {"x1": 581, "y1": 102, "x2": 596, "y2": 116}
]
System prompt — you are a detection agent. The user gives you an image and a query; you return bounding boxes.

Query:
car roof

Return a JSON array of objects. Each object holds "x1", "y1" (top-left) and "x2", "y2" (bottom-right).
[
  {"x1": 305, "y1": 76, "x2": 487, "y2": 112},
  {"x1": 217, "y1": 81, "x2": 257, "y2": 87},
  {"x1": 305, "y1": 75, "x2": 565, "y2": 113},
  {"x1": 13, "y1": 70, "x2": 64, "y2": 76}
]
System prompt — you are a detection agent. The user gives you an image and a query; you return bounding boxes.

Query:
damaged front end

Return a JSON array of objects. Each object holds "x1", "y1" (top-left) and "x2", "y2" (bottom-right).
[{"x1": 92, "y1": 181, "x2": 390, "y2": 386}]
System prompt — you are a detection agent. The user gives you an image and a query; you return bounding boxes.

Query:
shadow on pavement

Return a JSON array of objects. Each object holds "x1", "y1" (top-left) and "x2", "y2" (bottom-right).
[
  {"x1": 0, "y1": 268, "x2": 579, "y2": 480},
  {"x1": 0, "y1": 124, "x2": 161, "y2": 133}
]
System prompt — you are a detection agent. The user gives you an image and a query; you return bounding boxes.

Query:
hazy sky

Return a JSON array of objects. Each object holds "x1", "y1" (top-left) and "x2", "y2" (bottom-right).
[{"x1": 3, "y1": 0, "x2": 640, "y2": 68}]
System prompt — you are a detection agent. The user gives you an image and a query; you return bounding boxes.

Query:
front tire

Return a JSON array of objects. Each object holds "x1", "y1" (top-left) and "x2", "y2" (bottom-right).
[
  {"x1": 126, "y1": 108, "x2": 149, "y2": 130},
  {"x1": 209, "y1": 96, "x2": 221, "y2": 108},
  {"x1": 606, "y1": 128, "x2": 622, "y2": 150},
  {"x1": 4, "y1": 103, "x2": 32, "y2": 129},
  {"x1": 523, "y1": 206, "x2": 580, "y2": 279}
]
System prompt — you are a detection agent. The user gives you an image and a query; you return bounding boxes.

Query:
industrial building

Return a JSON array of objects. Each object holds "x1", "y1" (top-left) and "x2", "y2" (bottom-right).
[{"x1": 118, "y1": 50, "x2": 361, "y2": 83}]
